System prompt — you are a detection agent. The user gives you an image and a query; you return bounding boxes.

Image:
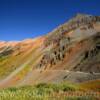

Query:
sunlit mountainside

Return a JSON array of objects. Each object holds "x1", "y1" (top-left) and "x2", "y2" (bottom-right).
[{"x1": 0, "y1": 14, "x2": 100, "y2": 100}]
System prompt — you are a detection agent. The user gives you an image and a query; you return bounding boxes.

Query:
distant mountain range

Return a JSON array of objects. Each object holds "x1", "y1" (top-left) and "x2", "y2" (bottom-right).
[{"x1": 0, "y1": 14, "x2": 100, "y2": 88}]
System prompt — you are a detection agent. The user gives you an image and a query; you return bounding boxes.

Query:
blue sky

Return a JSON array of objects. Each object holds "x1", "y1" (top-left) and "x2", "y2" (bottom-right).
[{"x1": 0, "y1": 0, "x2": 100, "y2": 41}]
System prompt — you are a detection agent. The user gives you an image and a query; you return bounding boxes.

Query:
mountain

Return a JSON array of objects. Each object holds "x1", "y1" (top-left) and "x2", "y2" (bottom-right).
[{"x1": 0, "y1": 14, "x2": 100, "y2": 88}]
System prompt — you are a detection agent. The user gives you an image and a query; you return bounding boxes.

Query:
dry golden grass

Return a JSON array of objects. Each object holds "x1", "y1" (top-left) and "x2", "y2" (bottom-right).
[{"x1": 79, "y1": 80, "x2": 100, "y2": 91}]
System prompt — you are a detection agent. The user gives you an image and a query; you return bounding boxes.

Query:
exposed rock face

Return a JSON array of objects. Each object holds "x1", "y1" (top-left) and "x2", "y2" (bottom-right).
[
  {"x1": 44, "y1": 14, "x2": 100, "y2": 46},
  {"x1": 38, "y1": 14, "x2": 100, "y2": 73}
]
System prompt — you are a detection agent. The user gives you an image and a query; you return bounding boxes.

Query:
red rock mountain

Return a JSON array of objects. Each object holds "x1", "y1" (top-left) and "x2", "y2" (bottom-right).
[{"x1": 0, "y1": 14, "x2": 100, "y2": 88}]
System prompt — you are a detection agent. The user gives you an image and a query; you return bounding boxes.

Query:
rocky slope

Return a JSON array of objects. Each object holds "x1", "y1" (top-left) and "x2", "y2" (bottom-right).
[{"x1": 0, "y1": 14, "x2": 100, "y2": 88}]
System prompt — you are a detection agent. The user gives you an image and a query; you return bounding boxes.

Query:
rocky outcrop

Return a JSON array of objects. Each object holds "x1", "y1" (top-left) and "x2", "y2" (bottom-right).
[
  {"x1": 38, "y1": 14, "x2": 100, "y2": 72},
  {"x1": 38, "y1": 36, "x2": 71, "y2": 69},
  {"x1": 44, "y1": 14, "x2": 100, "y2": 47}
]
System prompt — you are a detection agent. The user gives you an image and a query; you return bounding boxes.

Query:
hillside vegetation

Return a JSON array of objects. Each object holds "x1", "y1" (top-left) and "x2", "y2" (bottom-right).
[{"x1": 0, "y1": 82, "x2": 99, "y2": 100}]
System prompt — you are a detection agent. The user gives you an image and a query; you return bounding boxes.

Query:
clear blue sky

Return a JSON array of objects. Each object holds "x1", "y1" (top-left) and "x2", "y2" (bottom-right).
[{"x1": 0, "y1": 0, "x2": 100, "y2": 41}]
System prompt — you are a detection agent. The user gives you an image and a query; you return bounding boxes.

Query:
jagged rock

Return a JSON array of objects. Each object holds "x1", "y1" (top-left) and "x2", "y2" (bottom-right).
[{"x1": 38, "y1": 14, "x2": 100, "y2": 72}]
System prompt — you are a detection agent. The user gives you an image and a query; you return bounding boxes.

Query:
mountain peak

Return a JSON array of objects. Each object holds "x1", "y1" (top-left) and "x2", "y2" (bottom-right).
[
  {"x1": 0, "y1": 14, "x2": 100, "y2": 88},
  {"x1": 75, "y1": 13, "x2": 92, "y2": 17}
]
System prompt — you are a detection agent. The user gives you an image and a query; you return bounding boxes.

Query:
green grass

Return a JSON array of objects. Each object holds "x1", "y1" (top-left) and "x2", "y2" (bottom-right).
[{"x1": 0, "y1": 83, "x2": 98, "y2": 100}]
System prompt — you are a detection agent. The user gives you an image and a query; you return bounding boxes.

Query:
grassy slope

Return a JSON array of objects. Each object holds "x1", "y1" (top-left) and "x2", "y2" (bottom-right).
[
  {"x1": 0, "y1": 46, "x2": 37, "y2": 79},
  {"x1": 0, "y1": 37, "x2": 44, "y2": 80},
  {"x1": 0, "y1": 82, "x2": 98, "y2": 100},
  {"x1": 79, "y1": 80, "x2": 100, "y2": 91}
]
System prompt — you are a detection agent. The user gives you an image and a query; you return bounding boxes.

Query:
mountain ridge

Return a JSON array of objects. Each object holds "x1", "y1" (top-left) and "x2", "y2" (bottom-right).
[{"x1": 0, "y1": 13, "x2": 100, "y2": 88}]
